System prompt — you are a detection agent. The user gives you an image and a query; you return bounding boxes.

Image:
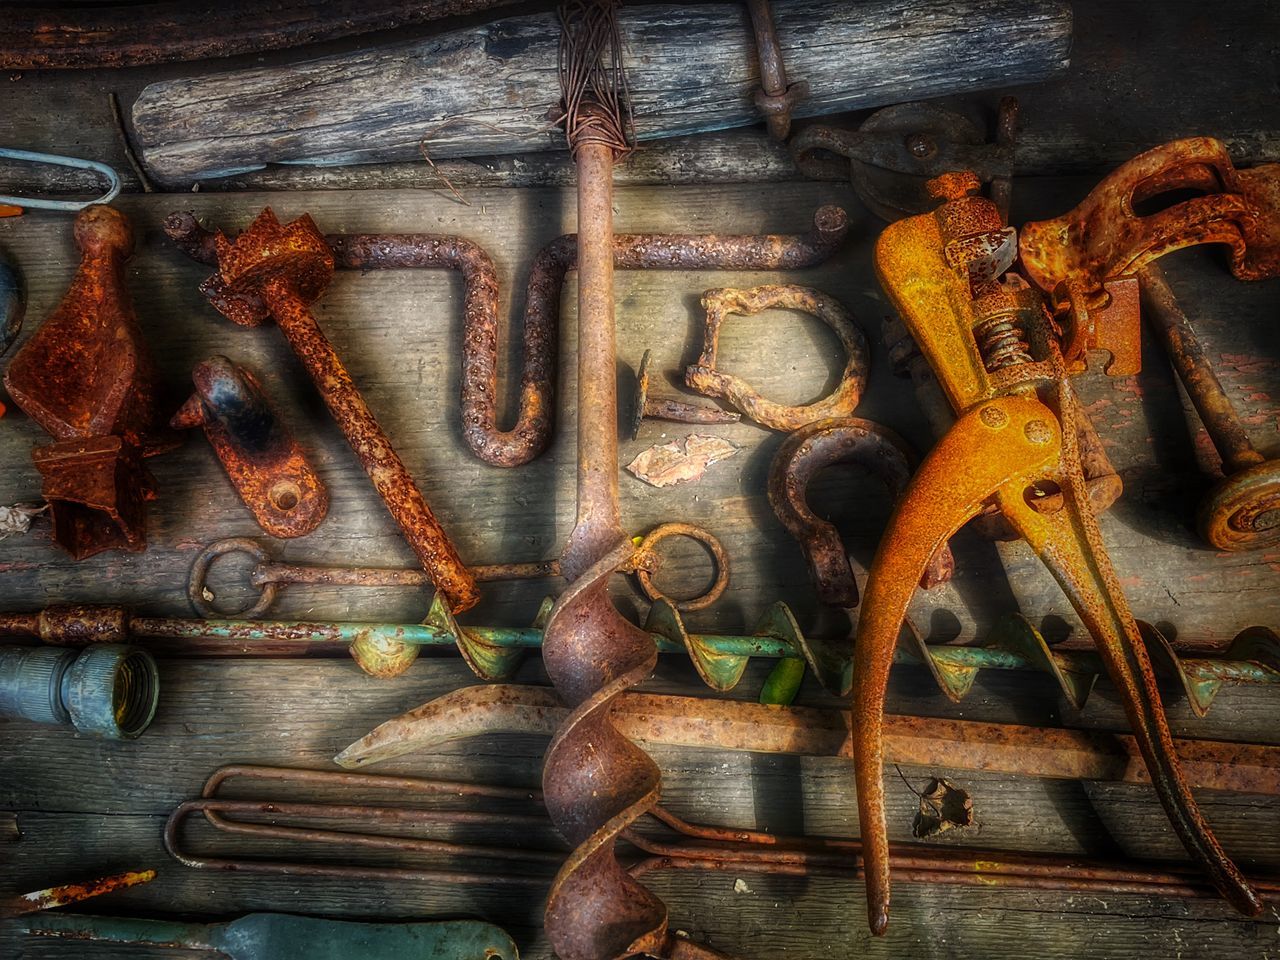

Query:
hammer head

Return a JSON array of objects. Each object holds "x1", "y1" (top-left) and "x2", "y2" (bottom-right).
[{"x1": 202, "y1": 208, "x2": 334, "y2": 326}]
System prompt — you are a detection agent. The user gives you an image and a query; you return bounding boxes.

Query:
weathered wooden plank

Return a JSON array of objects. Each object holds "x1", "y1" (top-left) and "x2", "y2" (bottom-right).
[
  {"x1": 128, "y1": 0, "x2": 1071, "y2": 184},
  {"x1": 4, "y1": 1, "x2": 1280, "y2": 197}
]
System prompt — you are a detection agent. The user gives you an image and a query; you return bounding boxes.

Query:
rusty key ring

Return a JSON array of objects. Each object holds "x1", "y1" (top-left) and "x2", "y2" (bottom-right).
[
  {"x1": 188, "y1": 538, "x2": 279, "y2": 619},
  {"x1": 189, "y1": 526, "x2": 731, "y2": 619},
  {"x1": 633, "y1": 522, "x2": 730, "y2": 613}
]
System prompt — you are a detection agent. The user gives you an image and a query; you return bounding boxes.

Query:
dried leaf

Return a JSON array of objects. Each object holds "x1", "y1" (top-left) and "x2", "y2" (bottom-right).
[
  {"x1": 626, "y1": 434, "x2": 739, "y2": 488},
  {"x1": 909, "y1": 776, "x2": 974, "y2": 839},
  {"x1": 0, "y1": 502, "x2": 47, "y2": 541}
]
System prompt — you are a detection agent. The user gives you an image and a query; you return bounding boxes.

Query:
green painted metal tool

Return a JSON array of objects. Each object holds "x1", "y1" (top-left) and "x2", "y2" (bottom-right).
[{"x1": 18, "y1": 912, "x2": 519, "y2": 960}]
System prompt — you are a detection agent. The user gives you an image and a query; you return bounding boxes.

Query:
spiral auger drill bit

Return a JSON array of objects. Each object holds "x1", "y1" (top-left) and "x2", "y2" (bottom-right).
[{"x1": 539, "y1": 5, "x2": 694, "y2": 959}]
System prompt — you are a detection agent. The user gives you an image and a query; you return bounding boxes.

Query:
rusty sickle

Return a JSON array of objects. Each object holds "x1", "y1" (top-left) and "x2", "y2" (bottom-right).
[
  {"x1": 183, "y1": 208, "x2": 478, "y2": 615},
  {"x1": 165, "y1": 207, "x2": 847, "y2": 467},
  {"x1": 861, "y1": 171, "x2": 1262, "y2": 935},
  {"x1": 171, "y1": 356, "x2": 328, "y2": 539},
  {"x1": 768, "y1": 417, "x2": 953, "y2": 607},
  {"x1": 3, "y1": 205, "x2": 178, "y2": 559}
]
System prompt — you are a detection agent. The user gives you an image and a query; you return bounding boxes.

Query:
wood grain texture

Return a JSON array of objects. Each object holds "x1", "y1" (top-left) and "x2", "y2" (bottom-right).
[
  {"x1": 2, "y1": 2, "x2": 1279, "y2": 197},
  {"x1": 0, "y1": 178, "x2": 1278, "y2": 958},
  {"x1": 127, "y1": 0, "x2": 1071, "y2": 184}
]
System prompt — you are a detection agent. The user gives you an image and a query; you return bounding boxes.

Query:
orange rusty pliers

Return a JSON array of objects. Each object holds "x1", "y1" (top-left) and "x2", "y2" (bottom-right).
[{"x1": 854, "y1": 170, "x2": 1264, "y2": 935}]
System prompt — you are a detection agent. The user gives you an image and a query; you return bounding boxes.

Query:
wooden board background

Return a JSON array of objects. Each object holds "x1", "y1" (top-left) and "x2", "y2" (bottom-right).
[{"x1": 2, "y1": 1, "x2": 1280, "y2": 958}]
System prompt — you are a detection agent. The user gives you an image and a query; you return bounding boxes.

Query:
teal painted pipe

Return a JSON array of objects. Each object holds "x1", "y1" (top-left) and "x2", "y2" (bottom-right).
[{"x1": 18, "y1": 913, "x2": 519, "y2": 960}]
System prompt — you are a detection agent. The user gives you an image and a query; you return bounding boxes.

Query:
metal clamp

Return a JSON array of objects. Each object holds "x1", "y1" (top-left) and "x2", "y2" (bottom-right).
[{"x1": 685, "y1": 284, "x2": 868, "y2": 431}]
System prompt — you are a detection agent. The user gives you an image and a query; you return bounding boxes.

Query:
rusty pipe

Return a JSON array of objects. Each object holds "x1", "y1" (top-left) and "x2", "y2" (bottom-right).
[{"x1": 164, "y1": 206, "x2": 848, "y2": 467}]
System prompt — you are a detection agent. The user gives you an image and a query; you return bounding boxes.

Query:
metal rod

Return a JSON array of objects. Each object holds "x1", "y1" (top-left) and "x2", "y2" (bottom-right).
[
  {"x1": 165, "y1": 764, "x2": 1280, "y2": 904},
  {"x1": 332, "y1": 684, "x2": 1280, "y2": 799},
  {"x1": 1, "y1": 605, "x2": 1275, "y2": 716}
]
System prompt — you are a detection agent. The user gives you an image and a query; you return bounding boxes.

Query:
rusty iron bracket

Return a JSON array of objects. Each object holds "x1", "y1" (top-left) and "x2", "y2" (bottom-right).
[
  {"x1": 171, "y1": 356, "x2": 327, "y2": 539},
  {"x1": 3, "y1": 206, "x2": 178, "y2": 559},
  {"x1": 861, "y1": 171, "x2": 1263, "y2": 934},
  {"x1": 684, "y1": 285, "x2": 868, "y2": 431},
  {"x1": 745, "y1": 0, "x2": 808, "y2": 140},
  {"x1": 767, "y1": 417, "x2": 953, "y2": 607},
  {"x1": 792, "y1": 98, "x2": 1018, "y2": 222}
]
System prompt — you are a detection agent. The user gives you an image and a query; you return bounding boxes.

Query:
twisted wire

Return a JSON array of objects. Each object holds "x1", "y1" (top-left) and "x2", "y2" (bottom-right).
[{"x1": 557, "y1": 0, "x2": 633, "y2": 156}]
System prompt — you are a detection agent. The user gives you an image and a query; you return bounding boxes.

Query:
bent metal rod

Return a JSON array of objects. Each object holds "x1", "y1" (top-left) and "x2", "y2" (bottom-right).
[{"x1": 165, "y1": 764, "x2": 1280, "y2": 903}]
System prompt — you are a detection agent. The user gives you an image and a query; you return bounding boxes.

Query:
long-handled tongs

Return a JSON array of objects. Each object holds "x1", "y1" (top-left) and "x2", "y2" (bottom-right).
[{"x1": 856, "y1": 169, "x2": 1267, "y2": 935}]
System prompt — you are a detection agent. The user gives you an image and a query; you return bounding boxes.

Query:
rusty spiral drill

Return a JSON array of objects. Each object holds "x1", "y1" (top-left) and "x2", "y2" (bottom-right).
[{"x1": 540, "y1": 4, "x2": 685, "y2": 959}]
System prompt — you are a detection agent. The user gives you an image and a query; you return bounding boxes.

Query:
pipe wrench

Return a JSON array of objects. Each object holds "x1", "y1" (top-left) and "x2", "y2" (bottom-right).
[{"x1": 855, "y1": 171, "x2": 1262, "y2": 935}]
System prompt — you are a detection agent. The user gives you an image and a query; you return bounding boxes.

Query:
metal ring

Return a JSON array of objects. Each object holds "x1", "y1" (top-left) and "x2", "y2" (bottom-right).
[
  {"x1": 188, "y1": 538, "x2": 277, "y2": 619},
  {"x1": 634, "y1": 523, "x2": 730, "y2": 613},
  {"x1": 0, "y1": 148, "x2": 122, "y2": 212}
]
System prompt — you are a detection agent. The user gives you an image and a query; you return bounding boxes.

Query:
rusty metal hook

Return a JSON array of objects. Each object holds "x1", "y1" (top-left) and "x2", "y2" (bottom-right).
[{"x1": 767, "y1": 417, "x2": 953, "y2": 607}]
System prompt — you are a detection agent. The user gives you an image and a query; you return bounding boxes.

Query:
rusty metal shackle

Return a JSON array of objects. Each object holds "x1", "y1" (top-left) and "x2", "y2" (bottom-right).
[{"x1": 684, "y1": 284, "x2": 868, "y2": 431}]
